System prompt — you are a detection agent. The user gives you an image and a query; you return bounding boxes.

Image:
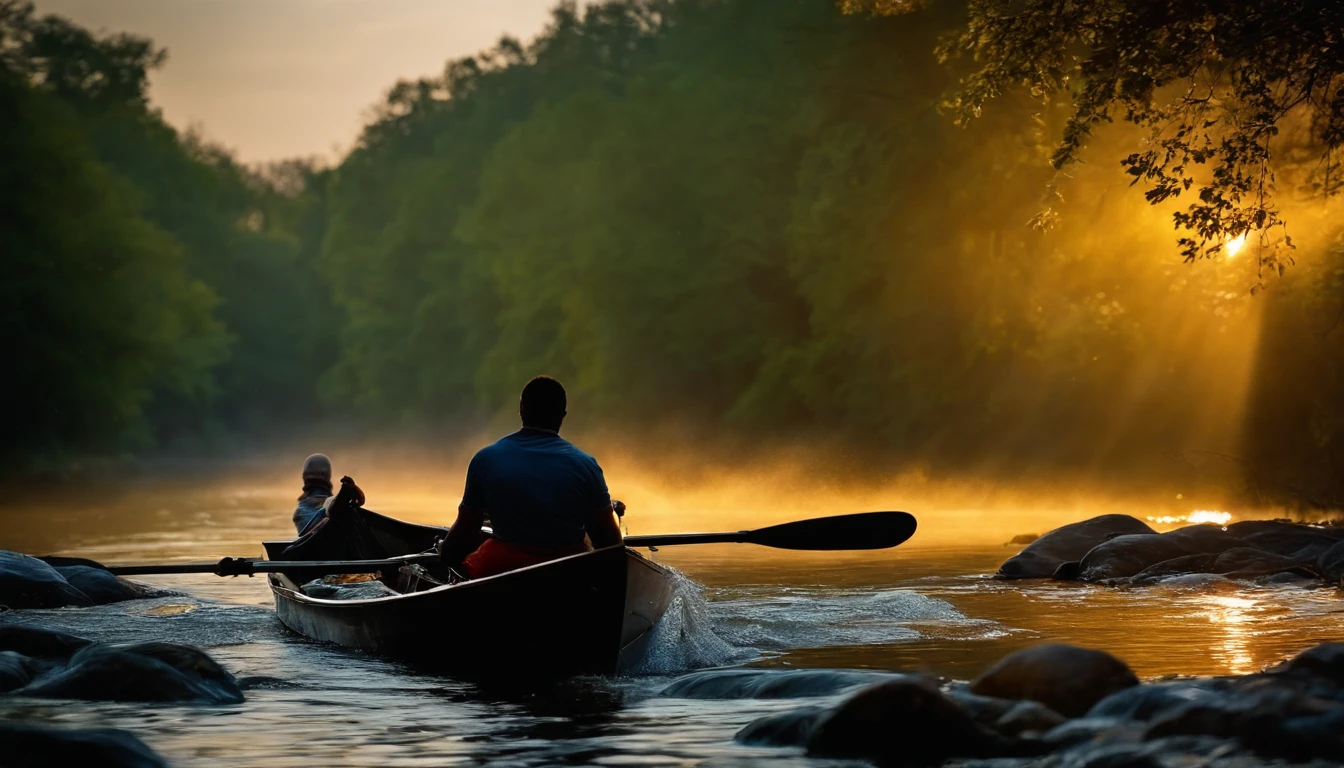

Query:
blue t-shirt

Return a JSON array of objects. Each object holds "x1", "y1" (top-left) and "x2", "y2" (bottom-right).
[{"x1": 461, "y1": 428, "x2": 611, "y2": 547}]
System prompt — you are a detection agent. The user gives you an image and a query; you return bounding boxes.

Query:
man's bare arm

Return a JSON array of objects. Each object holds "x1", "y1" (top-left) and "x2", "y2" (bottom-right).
[
  {"x1": 585, "y1": 503, "x2": 623, "y2": 549},
  {"x1": 437, "y1": 504, "x2": 486, "y2": 564}
]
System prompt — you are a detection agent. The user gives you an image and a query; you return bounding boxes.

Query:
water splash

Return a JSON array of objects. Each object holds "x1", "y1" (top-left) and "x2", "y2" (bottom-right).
[{"x1": 627, "y1": 568, "x2": 748, "y2": 675}]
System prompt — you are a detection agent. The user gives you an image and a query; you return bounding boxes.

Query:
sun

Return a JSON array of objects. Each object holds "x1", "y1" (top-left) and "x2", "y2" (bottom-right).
[{"x1": 1224, "y1": 233, "x2": 1247, "y2": 258}]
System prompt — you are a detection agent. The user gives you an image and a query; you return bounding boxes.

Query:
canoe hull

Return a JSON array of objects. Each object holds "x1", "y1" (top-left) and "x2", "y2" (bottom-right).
[{"x1": 269, "y1": 544, "x2": 675, "y2": 679}]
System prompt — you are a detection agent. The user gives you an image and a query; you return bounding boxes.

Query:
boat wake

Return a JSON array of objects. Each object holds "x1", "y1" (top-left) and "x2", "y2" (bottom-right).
[
  {"x1": 628, "y1": 569, "x2": 748, "y2": 674},
  {"x1": 628, "y1": 568, "x2": 1008, "y2": 675}
]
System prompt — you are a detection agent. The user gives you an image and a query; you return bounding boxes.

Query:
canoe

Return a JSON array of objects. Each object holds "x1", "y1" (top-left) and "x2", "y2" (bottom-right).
[{"x1": 262, "y1": 509, "x2": 677, "y2": 679}]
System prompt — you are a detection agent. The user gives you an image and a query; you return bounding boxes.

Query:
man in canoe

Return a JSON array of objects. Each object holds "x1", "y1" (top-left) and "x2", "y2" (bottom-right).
[{"x1": 437, "y1": 376, "x2": 623, "y2": 579}]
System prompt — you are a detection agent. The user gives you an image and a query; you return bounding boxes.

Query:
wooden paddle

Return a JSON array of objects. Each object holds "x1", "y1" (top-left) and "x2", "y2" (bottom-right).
[{"x1": 70, "y1": 511, "x2": 917, "y2": 577}]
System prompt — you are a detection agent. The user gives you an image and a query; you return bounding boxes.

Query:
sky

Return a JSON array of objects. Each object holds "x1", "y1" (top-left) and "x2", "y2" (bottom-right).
[{"x1": 31, "y1": 0, "x2": 572, "y2": 163}]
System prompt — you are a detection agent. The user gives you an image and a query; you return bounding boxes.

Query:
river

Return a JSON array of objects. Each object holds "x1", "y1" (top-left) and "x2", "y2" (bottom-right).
[{"x1": 2, "y1": 474, "x2": 1342, "y2": 766}]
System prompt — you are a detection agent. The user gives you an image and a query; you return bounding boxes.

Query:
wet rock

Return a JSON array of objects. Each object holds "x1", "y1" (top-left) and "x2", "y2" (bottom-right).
[
  {"x1": 1077, "y1": 535, "x2": 1193, "y2": 582},
  {"x1": 1228, "y1": 521, "x2": 1344, "y2": 560},
  {"x1": 998, "y1": 515, "x2": 1156, "y2": 579},
  {"x1": 1040, "y1": 716, "x2": 1138, "y2": 749},
  {"x1": 993, "y1": 699, "x2": 1068, "y2": 737},
  {"x1": 1143, "y1": 685, "x2": 1344, "y2": 761},
  {"x1": 18, "y1": 641, "x2": 244, "y2": 703},
  {"x1": 971, "y1": 644, "x2": 1138, "y2": 718},
  {"x1": 1129, "y1": 553, "x2": 1222, "y2": 584},
  {"x1": 1315, "y1": 540, "x2": 1344, "y2": 583},
  {"x1": 0, "y1": 625, "x2": 93, "y2": 659},
  {"x1": 0, "y1": 723, "x2": 169, "y2": 768},
  {"x1": 1272, "y1": 642, "x2": 1344, "y2": 687},
  {"x1": 1053, "y1": 735, "x2": 1235, "y2": 768},
  {"x1": 1087, "y1": 681, "x2": 1227, "y2": 721},
  {"x1": 54, "y1": 566, "x2": 167, "y2": 604},
  {"x1": 661, "y1": 668, "x2": 890, "y2": 699},
  {"x1": 806, "y1": 677, "x2": 1016, "y2": 764},
  {"x1": 0, "y1": 551, "x2": 91, "y2": 609},
  {"x1": 0, "y1": 650, "x2": 40, "y2": 693},
  {"x1": 1212, "y1": 547, "x2": 1314, "y2": 577},
  {"x1": 734, "y1": 706, "x2": 825, "y2": 746},
  {"x1": 1158, "y1": 524, "x2": 1242, "y2": 555}
]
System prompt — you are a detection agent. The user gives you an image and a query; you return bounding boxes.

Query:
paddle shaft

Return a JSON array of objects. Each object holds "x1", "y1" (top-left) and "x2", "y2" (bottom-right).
[{"x1": 94, "y1": 511, "x2": 916, "y2": 575}]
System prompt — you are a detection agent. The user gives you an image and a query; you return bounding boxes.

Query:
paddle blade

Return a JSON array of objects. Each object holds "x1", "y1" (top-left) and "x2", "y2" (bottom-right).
[{"x1": 744, "y1": 511, "x2": 917, "y2": 550}]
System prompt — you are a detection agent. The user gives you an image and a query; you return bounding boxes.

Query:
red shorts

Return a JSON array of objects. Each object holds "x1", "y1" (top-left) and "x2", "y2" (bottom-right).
[{"x1": 461, "y1": 537, "x2": 590, "y2": 579}]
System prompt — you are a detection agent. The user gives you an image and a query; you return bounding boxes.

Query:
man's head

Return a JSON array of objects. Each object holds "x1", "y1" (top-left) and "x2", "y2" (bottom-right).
[{"x1": 520, "y1": 376, "x2": 567, "y2": 431}]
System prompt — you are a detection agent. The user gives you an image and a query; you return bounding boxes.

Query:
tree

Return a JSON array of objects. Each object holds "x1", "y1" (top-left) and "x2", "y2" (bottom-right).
[{"x1": 843, "y1": 0, "x2": 1344, "y2": 285}]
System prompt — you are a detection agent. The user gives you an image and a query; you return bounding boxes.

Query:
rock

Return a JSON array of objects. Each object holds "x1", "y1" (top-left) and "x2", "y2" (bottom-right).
[
  {"x1": 970, "y1": 644, "x2": 1138, "y2": 718},
  {"x1": 1129, "y1": 553, "x2": 1222, "y2": 584},
  {"x1": 1007, "y1": 533, "x2": 1040, "y2": 546},
  {"x1": 734, "y1": 706, "x2": 826, "y2": 746},
  {"x1": 1272, "y1": 642, "x2": 1344, "y2": 688},
  {"x1": 998, "y1": 515, "x2": 1156, "y2": 579},
  {"x1": 1076, "y1": 534, "x2": 1194, "y2": 582},
  {"x1": 1144, "y1": 686, "x2": 1344, "y2": 762},
  {"x1": 805, "y1": 677, "x2": 1015, "y2": 764},
  {"x1": 1158, "y1": 524, "x2": 1242, "y2": 554},
  {"x1": 1087, "y1": 681, "x2": 1227, "y2": 721},
  {"x1": 993, "y1": 699, "x2": 1068, "y2": 736},
  {"x1": 17, "y1": 641, "x2": 244, "y2": 704},
  {"x1": 0, "y1": 625, "x2": 93, "y2": 659},
  {"x1": 661, "y1": 668, "x2": 890, "y2": 699},
  {"x1": 0, "y1": 650, "x2": 40, "y2": 693},
  {"x1": 1212, "y1": 547, "x2": 1314, "y2": 577},
  {"x1": 54, "y1": 566, "x2": 167, "y2": 604},
  {"x1": 0, "y1": 723, "x2": 169, "y2": 768},
  {"x1": 1040, "y1": 716, "x2": 1138, "y2": 748},
  {"x1": 1316, "y1": 540, "x2": 1344, "y2": 582},
  {"x1": 1228, "y1": 521, "x2": 1344, "y2": 560},
  {"x1": 0, "y1": 551, "x2": 91, "y2": 608}
]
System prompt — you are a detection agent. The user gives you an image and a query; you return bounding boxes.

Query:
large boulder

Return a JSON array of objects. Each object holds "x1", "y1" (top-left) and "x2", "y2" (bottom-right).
[
  {"x1": 17, "y1": 641, "x2": 244, "y2": 704},
  {"x1": 970, "y1": 644, "x2": 1139, "y2": 718},
  {"x1": 0, "y1": 723, "x2": 169, "y2": 768},
  {"x1": 54, "y1": 566, "x2": 166, "y2": 604},
  {"x1": 0, "y1": 552, "x2": 91, "y2": 608},
  {"x1": 805, "y1": 677, "x2": 1016, "y2": 764},
  {"x1": 1076, "y1": 534, "x2": 1194, "y2": 582},
  {"x1": 998, "y1": 515, "x2": 1156, "y2": 579}
]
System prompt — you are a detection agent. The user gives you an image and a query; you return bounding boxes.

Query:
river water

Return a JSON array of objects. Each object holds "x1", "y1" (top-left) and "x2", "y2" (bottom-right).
[{"x1": 2, "y1": 476, "x2": 1342, "y2": 766}]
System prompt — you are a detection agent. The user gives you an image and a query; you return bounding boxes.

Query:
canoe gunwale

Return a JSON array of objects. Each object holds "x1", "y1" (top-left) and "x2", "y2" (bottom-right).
[{"x1": 267, "y1": 544, "x2": 630, "y2": 607}]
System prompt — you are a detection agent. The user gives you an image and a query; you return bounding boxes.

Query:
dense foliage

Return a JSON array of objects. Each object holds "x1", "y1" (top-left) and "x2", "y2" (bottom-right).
[
  {"x1": 1, "y1": 1, "x2": 334, "y2": 467},
  {"x1": 845, "y1": 0, "x2": 1344, "y2": 283},
  {"x1": 5, "y1": 0, "x2": 1342, "y2": 505}
]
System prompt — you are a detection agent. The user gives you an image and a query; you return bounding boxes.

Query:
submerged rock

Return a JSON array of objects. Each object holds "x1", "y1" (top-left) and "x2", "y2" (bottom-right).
[
  {"x1": 805, "y1": 677, "x2": 1016, "y2": 764},
  {"x1": 997, "y1": 515, "x2": 1156, "y2": 579},
  {"x1": 0, "y1": 723, "x2": 169, "y2": 768},
  {"x1": 734, "y1": 706, "x2": 826, "y2": 746},
  {"x1": 16, "y1": 640, "x2": 244, "y2": 704},
  {"x1": 661, "y1": 668, "x2": 890, "y2": 699},
  {"x1": 970, "y1": 644, "x2": 1138, "y2": 718}
]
